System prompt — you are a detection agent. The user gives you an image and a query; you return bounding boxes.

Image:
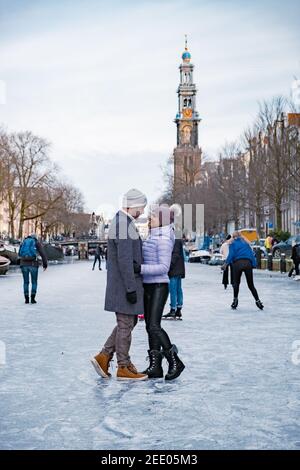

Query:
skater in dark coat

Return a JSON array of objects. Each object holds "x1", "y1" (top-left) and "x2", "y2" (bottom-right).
[
  {"x1": 291, "y1": 241, "x2": 300, "y2": 276},
  {"x1": 163, "y1": 237, "x2": 185, "y2": 319},
  {"x1": 91, "y1": 189, "x2": 148, "y2": 381},
  {"x1": 92, "y1": 245, "x2": 102, "y2": 270},
  {"x1": 223, "y1": 231, "x2": 264, "y2": 310},
  {"x1": 19, "y1": 234, "x2": 48, "y2": 304}
]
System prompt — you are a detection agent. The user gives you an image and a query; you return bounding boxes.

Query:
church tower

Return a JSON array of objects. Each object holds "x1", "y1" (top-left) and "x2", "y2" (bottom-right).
[{"x1": 173, "y1": 37, "x2": 202, "y2": 193}]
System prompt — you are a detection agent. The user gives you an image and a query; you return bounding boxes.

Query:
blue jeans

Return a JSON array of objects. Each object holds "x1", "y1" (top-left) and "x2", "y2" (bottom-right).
[
  {"x1": 21, "y1": 266, "x2": 39, "y2": 296},
  {"x1": 169, "y1": 276, "x2": 183, "y2": 309}
]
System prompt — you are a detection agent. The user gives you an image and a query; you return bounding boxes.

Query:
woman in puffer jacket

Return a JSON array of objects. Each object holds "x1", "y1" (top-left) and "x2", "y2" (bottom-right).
[{"x1": 136, "y1": 205, "x2": 185, "y2": 380}]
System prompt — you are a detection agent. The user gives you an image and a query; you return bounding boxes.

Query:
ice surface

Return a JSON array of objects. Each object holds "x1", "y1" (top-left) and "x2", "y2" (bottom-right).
[{"x1": 0, "y1": 261, "x2": 299, "y2": 449}]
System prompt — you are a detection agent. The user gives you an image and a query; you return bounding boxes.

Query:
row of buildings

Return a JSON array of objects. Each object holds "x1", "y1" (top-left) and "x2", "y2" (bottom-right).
[
  {"x1": 0, "y1": 201, "x2": 106, "y2": 242},
  {"x1": 0, "y1": 200, "x2": 35, "y2": 241}
]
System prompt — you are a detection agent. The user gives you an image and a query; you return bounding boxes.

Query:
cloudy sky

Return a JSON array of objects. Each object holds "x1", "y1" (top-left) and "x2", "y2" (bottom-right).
[{"x1": 0, "y1": 0, "x2": 300, "y2": 214}]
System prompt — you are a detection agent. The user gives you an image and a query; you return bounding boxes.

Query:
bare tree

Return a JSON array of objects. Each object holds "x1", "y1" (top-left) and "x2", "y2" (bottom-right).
[
  {"x1": 39, "y1": 183, "x2": 84, "y2": 238},
  {"x1": 7, "y1": 131, "x2": 65, "y2": 238},
  {"x1": 216, "y1": 142, "x2": 247, "y2": 230},
  {"x1": 242, "y1": 127, "x2": 268, "y2": 234},
  {"x1": 1, "y1": 127, "x2": 87, "y2": 240},
  {"x1": 257, "y1": 97, "x2": 293, "y2": 230},
  {"x1": 157, "y1": 155, "x2": 175, "y2": 206},
  {"x1": 0, "y1": 131, "x2": 19, "y2": 238}
]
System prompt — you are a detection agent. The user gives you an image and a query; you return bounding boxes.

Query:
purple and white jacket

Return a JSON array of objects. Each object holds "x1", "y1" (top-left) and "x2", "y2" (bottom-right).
[{"x1": 141, "y1": 225, "x2": 175, "y2": 284}]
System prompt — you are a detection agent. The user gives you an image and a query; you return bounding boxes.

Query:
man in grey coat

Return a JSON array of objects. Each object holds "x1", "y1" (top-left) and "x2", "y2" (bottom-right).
[{"x1": 91, "y1": 189, "x2": 148, "y2": 381}]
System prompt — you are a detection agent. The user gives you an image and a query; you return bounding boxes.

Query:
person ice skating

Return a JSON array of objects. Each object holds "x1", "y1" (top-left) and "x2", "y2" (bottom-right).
[
  {"x1": 264, "y1": 234, "x2": 273, "y2": 254},
  {"x1": 135, "y1": 205, "x2": 185, "y2": 380},
  {"x1": 163, "y1": 232, "x2": 185, "y2": 320},
  {"x1": 91, "y1": 189, "x2": 148, "y2": 381},
  {"x1": 19, "y1": 234, "x2": 48, "y2": 304},
  {"x1": 92, "y1": 245, "x2": 102, "y2": 270},
  {"x1": 291, "y1": 240, "x2": 300, "y2": 278},
  {"x1": 223, "y1": 231, "x2": 263, "y2": 310},
  {"x1": 220, "y1": 234, "x2": 233, "y2": 290}
]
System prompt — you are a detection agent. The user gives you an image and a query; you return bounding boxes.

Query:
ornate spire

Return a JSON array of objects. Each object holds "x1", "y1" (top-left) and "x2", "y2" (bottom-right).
[{"x1": 182, "y1": 35, "x2": 191, "y2": 63}]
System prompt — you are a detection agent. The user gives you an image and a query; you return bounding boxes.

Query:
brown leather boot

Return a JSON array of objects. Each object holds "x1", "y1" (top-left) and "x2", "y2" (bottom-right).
[
  {"x1": 117, "y1": 366, "x2": 148, "y2": 381},
  {"x1": 127, "y1": 362, "x2": 138, "y2": 374},
  {"x1": 90, "y1": 352, "x2": 112, "y2": 378}
]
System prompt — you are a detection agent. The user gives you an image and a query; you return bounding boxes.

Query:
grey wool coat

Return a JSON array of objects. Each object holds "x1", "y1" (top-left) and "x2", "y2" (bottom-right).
[{"x1": 104, "y1": 210, "x2": 144, "y2": 316}]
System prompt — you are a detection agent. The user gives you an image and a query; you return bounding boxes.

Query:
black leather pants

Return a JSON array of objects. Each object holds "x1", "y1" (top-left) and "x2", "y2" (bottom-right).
[{"x1": 144, "y1": 283, "x2": 172, "y2": 351}]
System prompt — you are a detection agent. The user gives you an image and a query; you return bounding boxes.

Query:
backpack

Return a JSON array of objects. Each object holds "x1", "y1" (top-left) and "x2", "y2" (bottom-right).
[
  {"x1": 296, "y1": 244, "x2": 300, "y2": 259},
  {"x1": 19, "y1": 237, "x2": 37, "y2": 260}
]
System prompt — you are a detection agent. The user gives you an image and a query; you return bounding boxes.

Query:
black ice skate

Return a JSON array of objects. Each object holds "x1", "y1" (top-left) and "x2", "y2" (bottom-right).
[
  {"x1": 231, "y1": 298, "x2": 238, "y2": 310},
  {"x1": 175, "y1": 307, "x2": 183, "y2": 320},
  {"x1": 162, "y1": 309, "x2": 176, "y2": 320},
  {"x1": 256, "y1": 299, "x2": 264, "y2": 310}
]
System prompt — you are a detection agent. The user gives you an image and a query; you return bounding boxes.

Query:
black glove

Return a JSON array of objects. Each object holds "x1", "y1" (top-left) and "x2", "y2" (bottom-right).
[
  {"x1": 133, "y1": 261, "x2": 141, "y2": 274},
  {"x1": 126, "y1": 291, "x2": 137, "y2": 304}
]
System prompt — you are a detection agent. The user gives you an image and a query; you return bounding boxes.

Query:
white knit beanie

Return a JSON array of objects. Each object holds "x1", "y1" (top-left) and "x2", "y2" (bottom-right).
[{"x1": 122, "y1": 188, "x2": 147, "y2": 209}]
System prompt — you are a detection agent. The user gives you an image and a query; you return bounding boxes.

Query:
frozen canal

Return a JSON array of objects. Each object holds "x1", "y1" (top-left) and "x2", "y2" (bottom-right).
[{"x1": 0, "y1": 260, "x2": 300, "y2": 450}]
